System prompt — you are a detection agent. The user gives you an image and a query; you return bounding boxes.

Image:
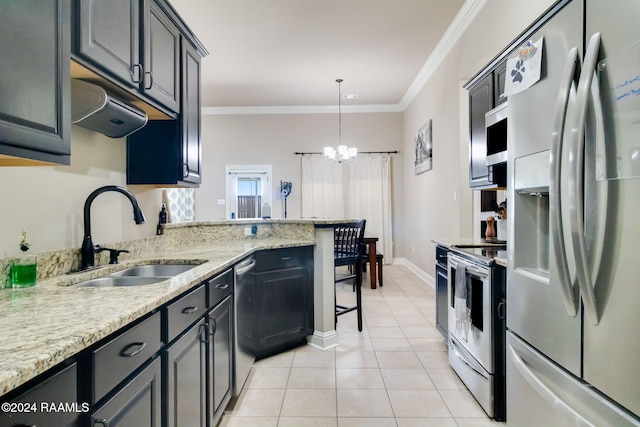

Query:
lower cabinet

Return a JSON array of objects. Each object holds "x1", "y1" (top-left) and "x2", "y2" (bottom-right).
[
  {"x1": 0, "y1": 362, "x2": 78, "y2": 427},
  {"x1": 253, "y1": 246, "x2": 314, "y2": 358},
  {"x1": 435, "y1": 245, "x2": 450, "y2": 340},
  {"x1": 91, "y1": 357, "x2": 162, "y2": 427},
  {"x1": 164, "y1": 319, "x2": 207, "y2": 427},
  {"x1": 208, "y1": 295, "x2": 232, "y2": 422}
]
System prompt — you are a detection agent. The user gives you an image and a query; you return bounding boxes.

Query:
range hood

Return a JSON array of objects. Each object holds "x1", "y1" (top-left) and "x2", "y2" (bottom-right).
[{"x1": 71, "y1": 79, "x2": 148, "y2": 138}]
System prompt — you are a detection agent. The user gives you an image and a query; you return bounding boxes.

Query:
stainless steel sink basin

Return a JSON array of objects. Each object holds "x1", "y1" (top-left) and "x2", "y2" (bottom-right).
[
  {"x1": 110, "y1": 264, "x2": 198, "y2": 278},
  {"x1": 74, "y1": 263, "x2": 200, "y2": 287},
  {"x1": 74, "y1": 277, "x2": 166, "y2": 288}
]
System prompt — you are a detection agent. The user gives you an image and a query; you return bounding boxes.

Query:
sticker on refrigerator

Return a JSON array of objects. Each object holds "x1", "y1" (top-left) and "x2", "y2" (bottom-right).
[
  {"x1": 596, "y1": 39, "x2": 640, "y2": 181},
  {"x1": 504, "y1": 37, "x2": 544, "y2": 96}
]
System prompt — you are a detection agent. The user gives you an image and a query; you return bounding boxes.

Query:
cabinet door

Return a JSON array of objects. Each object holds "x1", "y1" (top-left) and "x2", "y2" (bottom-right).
[
  {"x1": 181, "y1": 38, "x2": 202, "y2": 185},
  {"x1": 255, "y1": 267, "x2": 313, "y2": 357},
  {"x1": 75, "y1": 0, "x2": 141, "y2": 88},
  {"x1": 494, "y1": 61, "x2": 508, "y2": 106},
  {"x1": 468, "y1": 73, "x2": 494, "y2": 188},
  {"x1": 143, "y1": 0, "x2": 180, "y2": 112},
  {"x1": 0, "y1": 363, "x2": 77, "y2": 427},
  {"x1": 435, "y1": 264, "x2": 449, "y2": 339},
  {"x1": 0, "y1": 0, "x2": 71, "y2": 164},
  {"x1": 209, "y1": 296, "x2": 232, "y2": 421},
  {"x1": 92, "y1": 357, "x2": 162, "y2": 427},
  {"x1": 165, "y1": 319, "x2": 207, "y2": 427}
]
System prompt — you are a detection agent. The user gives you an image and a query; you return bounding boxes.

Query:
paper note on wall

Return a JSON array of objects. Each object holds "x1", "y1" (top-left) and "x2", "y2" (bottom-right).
[{"x1": 504, "y1": 37, "x2": 543, "y2": 96}]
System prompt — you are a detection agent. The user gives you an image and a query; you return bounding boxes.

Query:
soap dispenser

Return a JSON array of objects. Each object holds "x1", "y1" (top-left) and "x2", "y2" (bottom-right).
[
  {"x1": 157, "y1": 203, "x2": 168, "y2": 235},
  {"x1": 10, "y1": 228, "x2": 37, "y2": 288}
]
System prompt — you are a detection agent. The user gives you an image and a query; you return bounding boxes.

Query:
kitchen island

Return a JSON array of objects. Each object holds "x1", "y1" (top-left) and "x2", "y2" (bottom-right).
[{"x1": 0, "y1": 219, "x2": 347, "y2": 399}]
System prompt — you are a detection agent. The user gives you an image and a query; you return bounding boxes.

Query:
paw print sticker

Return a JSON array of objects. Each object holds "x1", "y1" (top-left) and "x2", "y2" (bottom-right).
[{"x1": 511, "y1": 60, "x2": 525, "y2": 83}]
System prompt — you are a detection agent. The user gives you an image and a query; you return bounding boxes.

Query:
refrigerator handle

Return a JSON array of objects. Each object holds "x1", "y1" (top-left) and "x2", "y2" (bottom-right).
[
  {"x1": 509, "y1": 345, "x2": 597, "y2": 427},
  {"x1": 550, "y1": 46, "x2": 579, "y2": 317},
  {"x1": 569, "y1": 32, "x2": 601, "y2": 325}
]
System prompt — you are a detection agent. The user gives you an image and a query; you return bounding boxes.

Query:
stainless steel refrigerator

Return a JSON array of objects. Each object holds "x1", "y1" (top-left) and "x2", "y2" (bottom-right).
[{"x1": 506, "y1": 0, "x2": 640, "y2": 425}]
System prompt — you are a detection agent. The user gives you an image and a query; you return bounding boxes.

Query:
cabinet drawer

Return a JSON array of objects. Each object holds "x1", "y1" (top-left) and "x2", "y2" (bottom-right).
[
  {"x1": 164, "y1": 284, "x2": 206, "y2": 343},
  {"x1": 93, "y1": 311, "x2": 161, "y2": 403},
  {"x1": 0, "y1": 362, "x2": 77, "y2": 427},
  {"x1": 255, "y1": 246, "x2": 313, "y2": 272},
  {"x1": 208, "y1": 269, "x2": 233, "y2": 308},
  {"x1": 436, "y1": 246, "x2": 449, "y2": 268}
]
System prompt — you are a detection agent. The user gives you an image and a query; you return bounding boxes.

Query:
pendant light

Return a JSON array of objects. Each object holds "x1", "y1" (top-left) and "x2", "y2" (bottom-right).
[{"x1": 324, "y1": 79, "x2": 357, "y2": 162}]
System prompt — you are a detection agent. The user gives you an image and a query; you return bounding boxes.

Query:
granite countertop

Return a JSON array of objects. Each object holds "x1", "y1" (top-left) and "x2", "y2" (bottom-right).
[{"x1": 0, "y1": 237, "x2": 314, "y2": 397}]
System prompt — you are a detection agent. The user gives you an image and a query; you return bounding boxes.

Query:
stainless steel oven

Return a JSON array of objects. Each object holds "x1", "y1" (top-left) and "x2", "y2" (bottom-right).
[{"x1": 447, "y1": 250, "x2": 506, "y2": 421}]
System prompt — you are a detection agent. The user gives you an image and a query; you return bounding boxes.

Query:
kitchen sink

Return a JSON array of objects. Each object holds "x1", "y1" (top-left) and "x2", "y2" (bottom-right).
[
  {"x1": 74, "y1": 277, "x2": 166, "y2": 288},
  {"x1": 110, "y1": 264, "x2": 198, "y2": 278},
  {"x1": 74, "y1": 263, "x2": 200, "y2": 287}
]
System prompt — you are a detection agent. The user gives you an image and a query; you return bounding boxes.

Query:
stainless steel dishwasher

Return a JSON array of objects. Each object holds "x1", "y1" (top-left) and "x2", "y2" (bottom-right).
[{"x1": 232, "y1": 255, "x2": 256, "y2": 396}]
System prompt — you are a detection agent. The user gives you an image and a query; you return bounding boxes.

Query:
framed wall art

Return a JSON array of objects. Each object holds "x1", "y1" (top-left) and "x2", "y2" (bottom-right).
[{"x1": 414, "y1": 119, "x2": 432, "y2": 174}]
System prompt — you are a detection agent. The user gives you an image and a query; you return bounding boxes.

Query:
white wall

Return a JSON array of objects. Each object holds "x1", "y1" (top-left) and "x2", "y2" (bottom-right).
[
  {"x1": 0, "y1": 126, "x2": 162, "y2": 257},
  {"x1": 195, "y1": 112, "x2": 405, "y2": 251},
  {"x1": 401, "y1": 0, "x2": 556, "y2": 276}
]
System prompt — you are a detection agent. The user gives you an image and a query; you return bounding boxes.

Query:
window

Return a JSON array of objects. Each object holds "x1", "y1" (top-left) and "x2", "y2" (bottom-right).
[{"x1": 225, "y1": 165, "x2": 272, "y2": 219}]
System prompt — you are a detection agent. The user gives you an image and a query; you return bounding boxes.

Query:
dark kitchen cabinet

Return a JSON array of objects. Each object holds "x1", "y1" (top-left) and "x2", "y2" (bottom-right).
[
  {"x1": 253, "y1": 246, "x2": 314, "y2": 358},
  {"x1": 143, "y1": 0, "x2": 180, "y2": 113},
  {"x1": 75, "y1": 0, "x2": 141, "y2": 90},
  {"x1": 74, "y1": 0, "x2": 179, "y2": 114},
  {"x1": 126, "y1": 37, "x2": 202, "y2": 186},
  {"x1": 0, "y1": 362, "x2": 78, "y2": 427},
  {"x1": 0, "y1": 0, "x2": 71, "y2": 166},
  {"x1": 180, "y1": 37, "x2": 203, "y2": 185},
  {"x1": 208, "y1": 295, "x2": 232, "y2": 423},
  {"x1": 164, "y1": 319, "x2": 207, "y2": 427},
  {"x1": 91, "y1": 357, "x2": 162, "y2": 427},
  {"x1": 435, "y1": 245, "x2": 449, "y2": 340},
  {"x1": 467, "y1": 59, "x2": 508, "y2": 189}
]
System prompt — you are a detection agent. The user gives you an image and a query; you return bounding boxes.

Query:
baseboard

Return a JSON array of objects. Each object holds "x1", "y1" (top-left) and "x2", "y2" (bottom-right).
[{"x1": 392, "y1": 257, "x2": 435, "y2": 288}]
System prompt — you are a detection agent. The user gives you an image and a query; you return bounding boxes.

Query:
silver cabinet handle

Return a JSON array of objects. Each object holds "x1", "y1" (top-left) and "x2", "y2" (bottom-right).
[
  {"x1": 215, "y1": 283, "x2": 229, "y2": 289},
  {"x1": 569, "y1": 32, "x2": 601, "y2": 325},
  {"x1": 95, "y1": 420, "x2": 109, "y2": 427},
  {"x1": 550, "y1": 46, "x2": 579, "y2": 317},
  {"x1": 144, "y1": 71, "x2": 153, "y2": 90},
  {"x1": 181, "y1": 306, "x2": 199, "y2": 314},
  {"x1": 119, "y1": 342, "x2": 146, "y2": 358},
  {"x1": 131, "y1": 64, "x2": 142, "y2": 83},
  {"x1": 509, "y1": 345, "x2": 595, "y2": 426}
]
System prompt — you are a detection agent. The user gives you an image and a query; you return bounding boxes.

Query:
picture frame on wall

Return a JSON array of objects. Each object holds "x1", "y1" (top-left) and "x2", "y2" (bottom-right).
[{"x1": 414, "y1": 119, "x2": 432, "y2": 174}]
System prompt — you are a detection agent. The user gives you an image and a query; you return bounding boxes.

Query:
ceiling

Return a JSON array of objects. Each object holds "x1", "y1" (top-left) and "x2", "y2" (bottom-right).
[{"x1": 169, "y1": 0, "x2": 468, "y2": 112}]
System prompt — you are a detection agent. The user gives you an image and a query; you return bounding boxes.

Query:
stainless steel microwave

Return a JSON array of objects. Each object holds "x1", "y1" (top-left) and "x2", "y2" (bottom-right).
[{"x1": 485, "y1": 102, "x2": 508, "y2": 166}]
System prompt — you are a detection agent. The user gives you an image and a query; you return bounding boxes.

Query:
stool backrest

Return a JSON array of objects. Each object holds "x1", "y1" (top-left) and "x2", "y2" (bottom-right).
[{"x1": 334, "y1": 220, "x2": 366, "y2": 265}]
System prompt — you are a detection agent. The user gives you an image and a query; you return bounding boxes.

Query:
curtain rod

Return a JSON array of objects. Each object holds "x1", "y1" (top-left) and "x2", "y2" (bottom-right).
[{"x1": 294, "y1": 150, "x2": 398, "y2": 155}]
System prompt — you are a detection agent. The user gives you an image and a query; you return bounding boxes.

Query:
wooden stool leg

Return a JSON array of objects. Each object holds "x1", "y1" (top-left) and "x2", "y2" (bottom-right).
[{"x1": 378, "y1": 257, "x2": 383, "y2": 287}]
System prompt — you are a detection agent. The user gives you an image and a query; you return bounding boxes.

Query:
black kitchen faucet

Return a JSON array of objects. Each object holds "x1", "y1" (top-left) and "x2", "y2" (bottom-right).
[{"x1": 80, "y1": 185, "x2": 146, "y2": 270}]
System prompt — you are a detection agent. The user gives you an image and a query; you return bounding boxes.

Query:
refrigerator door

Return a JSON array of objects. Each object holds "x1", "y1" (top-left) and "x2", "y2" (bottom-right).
[
  {"x1": 507, "y1": 0, "x2": 583, "y2": 376},
  {"x1": 507, "y1": 332, "x2": 640, "y2": 427},
  {"x1": 581, "y1": 0, "x2": 640, "y2": 417}
]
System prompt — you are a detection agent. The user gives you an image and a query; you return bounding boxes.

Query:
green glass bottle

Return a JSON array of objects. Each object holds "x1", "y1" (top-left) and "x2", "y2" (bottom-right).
[{"x1": 10, "y1": 229, "x2": 37, "y2": 288}]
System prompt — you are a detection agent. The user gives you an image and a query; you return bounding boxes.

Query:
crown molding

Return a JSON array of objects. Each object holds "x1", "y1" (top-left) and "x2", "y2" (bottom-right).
[
  {"x1": 201, "y1": 0, "x2": 487, "y2": 116},
  {"x1": 202, "y1": 104, "x2": 404, "y2": 115}
]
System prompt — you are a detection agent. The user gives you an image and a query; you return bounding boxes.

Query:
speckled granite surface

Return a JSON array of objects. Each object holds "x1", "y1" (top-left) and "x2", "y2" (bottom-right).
[{"x1": 0, "y1": 220, "x2": 330, "y2": 397}]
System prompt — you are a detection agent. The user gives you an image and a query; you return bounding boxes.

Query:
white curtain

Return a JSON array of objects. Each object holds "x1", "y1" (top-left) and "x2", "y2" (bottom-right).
[
  {"x1": 301, "y1": 154, "x2": 393, "y2": 263},
  {"x1": 301, "y1": 155, "x2": 345, "y2": 218}
]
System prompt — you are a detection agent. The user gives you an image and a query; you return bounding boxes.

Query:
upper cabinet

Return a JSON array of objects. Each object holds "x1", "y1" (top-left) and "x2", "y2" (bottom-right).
[
  {"x1": 466, "y1": 60, "x2": 508, "y2": 190},
  {"x1": 126, "y1": 37, "x2": 202, "y2": 187},
  {"x1": 143, "y1": 0, "x2": 181, "y2": 113},
  {"x1": 74, "y1": 0, "x2": 180, "y2": 114},
  {"x1": 0, "y1": 0, "x2": 71, "y2": 166}
]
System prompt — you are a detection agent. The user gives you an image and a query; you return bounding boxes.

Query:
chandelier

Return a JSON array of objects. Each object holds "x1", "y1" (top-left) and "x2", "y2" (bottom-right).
[{"x1": 324, "y1": 79, "x2": 357, "y2": 162}]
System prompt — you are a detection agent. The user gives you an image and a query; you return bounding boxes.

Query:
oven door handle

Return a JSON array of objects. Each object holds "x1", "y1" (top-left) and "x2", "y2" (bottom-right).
[
  {"x1": 451, "y1": 340, "x2": 488, "y2": 379},
  {"x1": 465, "y1": 266, "x2": 489, "y2": 279}
]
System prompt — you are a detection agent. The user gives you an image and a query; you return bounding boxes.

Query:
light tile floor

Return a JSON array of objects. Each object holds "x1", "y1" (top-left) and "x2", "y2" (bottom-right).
[{"x1": 219, "y1": 264, "x2": 502, "y2": 427}]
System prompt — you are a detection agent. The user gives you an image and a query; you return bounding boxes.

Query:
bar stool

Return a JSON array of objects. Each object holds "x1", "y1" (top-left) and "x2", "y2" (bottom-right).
[{"x1": 334, "y1": 220, "x2": 366, "y2": 332}]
